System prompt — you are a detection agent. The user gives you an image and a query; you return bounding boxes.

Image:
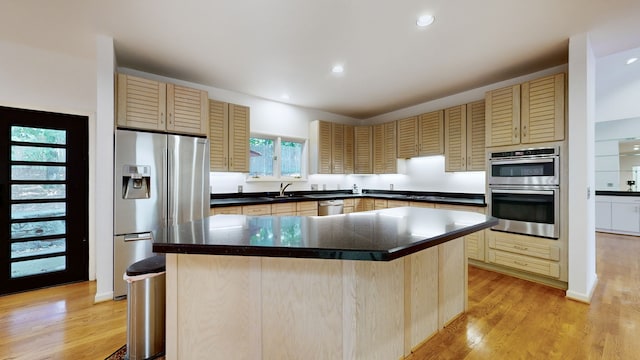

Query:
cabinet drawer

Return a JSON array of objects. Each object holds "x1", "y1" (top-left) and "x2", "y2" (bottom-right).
[
  {"x1": 409, "y1": 201, "x2": 434, "y2": 208},
  {"x1": 343, "y1": 206, "x2": 355, "y2": 214},
  {"x1": 488, "y1": 250, "x2": 560, "y2": 278},
  {"x1": 296, "y1": 201, "x2": 317, "y2": 212},
  {"x1": 488, "y1": 236, "x2": 559, "y2": 261},
  {"x1": 242, "y1": 204, "x2": 271, "y2": 215},
  {"x1": 297, "y1": 209, "x2": 318, "y2": 216},
  {"x1": 465, "y1": 231, "x2": 485, "y2": 261},
  {"x1": 387, "y1": 200, "x2": 409, "y2": 208},
  {"x1": 211, "y1": 206, "x2": 242, "y2": 215},
  {"x1": 271, "y1": 202, "x2": 297, "y2": 214},
  {"x1": 374, "y1": 199, "x2": 387, "y2": 209},
  {"x1": 343, "y1": 198, "x2": 355, "y2": 207}
]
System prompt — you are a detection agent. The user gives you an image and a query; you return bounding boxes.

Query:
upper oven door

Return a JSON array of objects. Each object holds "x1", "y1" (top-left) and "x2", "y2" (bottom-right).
[{"x1": 488, "y1": 156, "x2": 559, "y2": 186}]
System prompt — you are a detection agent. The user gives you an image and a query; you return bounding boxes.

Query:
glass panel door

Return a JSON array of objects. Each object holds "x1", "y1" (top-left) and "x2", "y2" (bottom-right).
[{"x1": 0, "y1": 106, "x2": 88, "y2": 295}]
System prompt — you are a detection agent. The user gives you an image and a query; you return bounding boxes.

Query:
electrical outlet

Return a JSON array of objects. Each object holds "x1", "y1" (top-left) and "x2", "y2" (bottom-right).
[
  {"x1": 390, "y1": 184, "x2": 394, "y2": 190},
  {"x1": 311, "y1": 184, "x2": 318, "y2": 191},
  {"x1": 237, "y1": 185, "x2": 243, "y2": 193}
]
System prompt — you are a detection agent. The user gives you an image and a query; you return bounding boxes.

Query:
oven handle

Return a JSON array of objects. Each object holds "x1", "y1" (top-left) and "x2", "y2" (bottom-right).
[
  {"x1": 489, "y1": 157, "x2": 556, "y2": 165},
  {"x1": 491, "y1": 189, "x2": 555, "y2": 196}
]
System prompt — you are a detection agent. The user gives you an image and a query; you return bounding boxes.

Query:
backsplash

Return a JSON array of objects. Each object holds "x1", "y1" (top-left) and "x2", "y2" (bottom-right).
[{"x1": 210, "y1": 156, "x2": 486, "y2": 195}]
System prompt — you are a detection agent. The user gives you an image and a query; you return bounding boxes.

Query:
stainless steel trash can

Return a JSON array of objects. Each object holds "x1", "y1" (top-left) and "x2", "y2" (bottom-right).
[
  {"x1": 318, "y1": 199, "x2": 344, "y2": 216},
  {"x1": 125, "y1": 255, "x2": 166, "y2": 360}
]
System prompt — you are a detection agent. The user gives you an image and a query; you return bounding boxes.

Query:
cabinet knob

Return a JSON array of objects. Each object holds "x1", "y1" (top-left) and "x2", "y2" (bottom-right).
[
  {"x1": 514, "y1": 127, "x2": 519, "y2": 139},
  {"x1": 160, "y1": 112, "x2": 165, "y2": 125}
]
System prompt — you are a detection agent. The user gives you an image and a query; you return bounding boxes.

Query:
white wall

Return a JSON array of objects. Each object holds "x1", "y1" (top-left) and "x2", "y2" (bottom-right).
[
  {"x1": 567, "y1": 34, "x2": 598, "y2": 302},
  {"x1": 596, "y1": 47, "x2": 640, "y2": 122}
]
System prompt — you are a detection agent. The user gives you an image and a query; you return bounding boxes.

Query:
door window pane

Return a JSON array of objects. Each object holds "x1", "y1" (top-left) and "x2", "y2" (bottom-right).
[
  {"x1": 11, "y1": 220, "x2": 66, "y2": 239},
  {"x1": 12, "y1": 165, "x2": 66, "y2": 180},
  {"x1": 11, "y1": 184, "x2": 66, "y2": 200},
  {"x1": 11, "y1": 256, "x2": 66, "y2": 278},
  {"x1": 11, "y1": 126, "x2": 66, "y2": 145},
  {"x1": 11, "y1": 145, "x2": 66, "y2": 162},
  {"x1": 281, "y1": 140, "x2": 303, "y2": 177},
  {"x1": 11, "y1": 202, "x2": 66, "y2": 220},
  {"x1": 11, "y1": 239, "x2": 66, "y2": 259},
  {"x1": 250, "y1": 137, "x2": 274, "y2": 176}
]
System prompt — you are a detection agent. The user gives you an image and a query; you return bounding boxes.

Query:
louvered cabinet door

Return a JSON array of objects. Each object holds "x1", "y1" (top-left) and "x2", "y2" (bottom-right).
[
  {"x1": 354, "y1": 125, "x2": 372, "y2": 174},
  {"x1": 343, "y1": 125, "x2": 354, "y2": 174},
  {"x1": 372, "y1": 123, "x2": 385, "y2": 174},
  {"x1": 397, "y1": 117, "x2": 418, "y2": 158},
  {"x1": 466, "y1": 100, "x2": 486, "y2": 171},
  {"x1": 384, "y1": 121, "x2": 397, "y2": 173},
  {"x1": 314, "y1": 121, "x2": 333, "y2": 174},
  {"x1": 444, "y1": 105, "x2": 466, "y2": 172},
  {"x1": 117, "y1": 73, "x2": 166, "y2": 131},
  {"x1": 521, "y1": 73, "x2": 565, "y2": 144},
  {"x1": 166, "y1": 84, "x2": 209, "y2": 136},
  {"x1": 209, "y1": 100, "x2": 229, "y2": 171},
  {"x1": 485, "y1": 84, "x2": 520, "y2": 147},
  {"x1": 418, "y1": 110, "x2": 444, "y2": 156},
  {"x1": 331, "y1": 123, "x2": 345, "y2": 174},
  {"x1": 228, "y1": 104, "x2": 250, "y2": 172}
]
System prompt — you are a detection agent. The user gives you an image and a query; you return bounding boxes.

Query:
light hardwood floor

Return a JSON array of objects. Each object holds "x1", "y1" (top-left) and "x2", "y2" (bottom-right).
[{"x1": 0, "y1": 232, "x2": 637, "y2": 359}]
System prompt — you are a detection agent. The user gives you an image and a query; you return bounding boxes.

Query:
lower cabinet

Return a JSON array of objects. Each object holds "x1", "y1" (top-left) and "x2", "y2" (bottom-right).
[
  {"x1": 296, "y1": 201, "x2": 318, "y2": 216},
  {"x1": 595, "y1": 195, "x2": 640, "y2": 234},
  {"x1": 271, "y1": 202, "x2": 297, "y2": 216},
  {"x1": 343, "y1": 198, "x2": 355, "y2": 213},
  {"x1": 242, "y1": 204, "x2": 272, "y2": 216},
  {"x1": 210, "y1": 206, "x2": 242, "y2": 215},
  {"x1": 486, "y1": 231, "x2": 561, "y2": 279},
  {"x1": 435, "y1": 204, "x2": 486, "y2": 261}
]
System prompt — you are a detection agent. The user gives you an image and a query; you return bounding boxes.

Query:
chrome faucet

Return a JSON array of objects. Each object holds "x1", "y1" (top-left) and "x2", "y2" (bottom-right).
[{"x1": 279, "y1": 182, "x2": 292, "y2": 197}]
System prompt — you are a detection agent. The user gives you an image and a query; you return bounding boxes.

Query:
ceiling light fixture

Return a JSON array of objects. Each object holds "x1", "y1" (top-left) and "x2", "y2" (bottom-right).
[
  {"x1": 332, "y1": 64, "x2": 344, "y2": 74},
  {"x1": 416, "y1": 15, "x2": 435, "y2": 27},
  {"x1": 626, "y1": 57, "x2": 638, "y2": 65}
]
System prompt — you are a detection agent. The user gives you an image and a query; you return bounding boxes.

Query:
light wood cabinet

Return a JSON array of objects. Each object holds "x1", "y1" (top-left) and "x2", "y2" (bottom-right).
[
  {"x1": 354, "y1": 126, "x2": 372, "y2": 174},
  {"x1": 485, "y1": 73, "x2": 565, "y2": 147},
  {"x1": 386, "y1": 200, "x2": 408, "y2": 208},
  {"x1": 356, "y1": 198, "x2": 374, "y2": 212},
  {"x1": 310, "y1": 121, "x2": 355, "y2": 174},
  {"x1": 210, "y1": 206, "x2": 242, "y2": 215},
  {"x1": 374, "y1": 199, "x2": 387, "y2": 210},
  {"x1": 116, "y1": 73, "x2": 208, "y2": 136},
  {"x1": 486, "y1": 230, "x2": 561, "y2": 278},
  {"x1": 343, "y1": 198, "x2": 355, "y2": 213},
  {"x1": 242, "y1": 204, "x2": 271, "y2": 216},
  {"x1": 444, "y1": 101, "x2": 486, "y2": 172},
  {"x1": 435, "y1": 204, "x2": 486, "y2": 261},
  {"x1": 396, "y1": 111, "x2": 444, "y2": 158},
  {"x1": 271, "y1": 202, "x2": 297, "y2": 216},
  {"x1": 296, "y1": 201, "x2": 318, "y2": 216},
  {"x1": 372, "y1": 121, "x2": 397, "y2": 174},
  {"x1": 209, "y1": 100, "x2": 250, "y2": 172}
]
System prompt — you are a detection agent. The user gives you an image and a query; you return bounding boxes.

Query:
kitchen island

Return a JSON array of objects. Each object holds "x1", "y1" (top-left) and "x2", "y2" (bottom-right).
[{"x1": 153, "y1": 207, "x2": 496, "y2": 359}]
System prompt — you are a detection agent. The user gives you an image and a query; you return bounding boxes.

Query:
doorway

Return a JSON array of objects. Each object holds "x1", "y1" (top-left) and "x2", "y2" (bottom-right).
[{"x1": 0, "y1": 106, "x2": 88, "y2": 295}]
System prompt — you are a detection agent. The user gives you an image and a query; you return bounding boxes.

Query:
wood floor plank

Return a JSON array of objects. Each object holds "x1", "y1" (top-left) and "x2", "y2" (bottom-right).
[{"x1": 0, "y1": 232, "x2": 638, "y2": 359}]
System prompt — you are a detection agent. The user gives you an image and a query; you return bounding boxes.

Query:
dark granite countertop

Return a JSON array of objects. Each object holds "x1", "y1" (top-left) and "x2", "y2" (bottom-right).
[
  {"x1": 210, "y1": 190, "x2": 486, "y2": 208},
  {"x1": 595, "y1": 191, "x2": 640, "y2": 197},
  {"x1": 153, "y1": 207, "x2": 497, "y2": 261}
]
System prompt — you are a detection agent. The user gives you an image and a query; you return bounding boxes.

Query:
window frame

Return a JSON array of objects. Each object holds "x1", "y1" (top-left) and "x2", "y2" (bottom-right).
[{"x1": 247, "y1": 133, "x2": 308, "y2": 182}]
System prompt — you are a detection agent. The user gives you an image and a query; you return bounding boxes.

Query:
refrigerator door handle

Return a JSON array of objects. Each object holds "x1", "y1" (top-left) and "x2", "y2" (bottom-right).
[
  {"x1": 167, "y1": 147, "x2": 175, "y2": 225},
  {"x1": 162, "y1": 149, "x2": 168, "y2": 227}
]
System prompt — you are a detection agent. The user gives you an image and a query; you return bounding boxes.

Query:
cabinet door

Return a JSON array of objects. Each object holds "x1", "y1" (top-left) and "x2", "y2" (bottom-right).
[
  {"x1": 611, "y1": 202, "x2": 640, "y2": 233},
  {"x1": 331, "y1": 123, "x2": 345, "y2": 174},
  {"x1": 166, "y1": 84, "x2": 209, "y2": 136},
  {"x1": 116, "y1": 73, "x2": 166, "y2": 131},
  {"x1": 228, "y1": 104, "x2": 250, "y2": 172},
  {"x1": 397, "y1": 116, "x2": 418, "y2": 158},
  {"x1": 444, "y1": 105, "x2": 466, "y2": 172},
  {"x1": 485, "y1": 84, "x2": 520, "y2": 147},
  {"x1": 354, "y1": 126, "x2": 372, "y2": 174},
  {"x1": 372, "y1": 124, "x2": 385, "y2": 174},
  {"x1": 209, "y1": 100, "x2": 229, "y2": 171},
  {"x1": 384, "y1": 121, "x2": 397, "y2": 173},
  {"x1": 313, "y1": 121, "x2": 333, "y2": 174},
  {"x1": 344, "y1": 125, "x2": 354, "y2": 174},
  {"x1": 418, "y1": 110, "x2": 444, "y2": 156},
  {"x1": 521, "y1": 73, "x2": 565, "y2": 144},
  {"x1": 466, "y1": 100, "x2": 486, "y2": 171},
  {"x1": 595, "y1": 200, "x2": 612, "y2": 230}
]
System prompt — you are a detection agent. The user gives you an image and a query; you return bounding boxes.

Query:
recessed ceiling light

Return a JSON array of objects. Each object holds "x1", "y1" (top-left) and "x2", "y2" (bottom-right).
[
  {"x1": 626, "y1": 57, "x2": 638, "y2": 65},
  {"x1": 332, "y1": 64, "x2": 344, "y2": 74},
  {"x1": 416, "y1": 15, "x2": 435, "y2": 27}
]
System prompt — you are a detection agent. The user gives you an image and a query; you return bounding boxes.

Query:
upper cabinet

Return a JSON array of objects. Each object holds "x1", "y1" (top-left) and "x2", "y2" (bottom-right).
[
  {"x1": 354, "y1": 125, "x2": 373, "y2": 174},
  {"x1": 209, "y1": 100, "x2": 250, "y2": 172},
  {"x1": 372, "y1": 121, "x2": 397, "y2": 174},
  {"x1": 485, "y1": 73, "x2": 565, "y2": 147},
  {"x1": 396, "y1": 111, "x2": 444, "y2": 158},
  {"x1": 309, "y1": 121, "x2": 354, "y2": 174},
  {"x1": 116, "y1": 73, "x2": 208, "y2": 136},
  {"x1": 444, "y1": 101, "x2": 486, "y2": 172}
]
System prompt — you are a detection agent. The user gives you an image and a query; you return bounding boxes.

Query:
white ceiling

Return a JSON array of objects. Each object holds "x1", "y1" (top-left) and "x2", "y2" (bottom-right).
[{"x1": 2, "y1": 0, "x2": 640, "y2": 119}]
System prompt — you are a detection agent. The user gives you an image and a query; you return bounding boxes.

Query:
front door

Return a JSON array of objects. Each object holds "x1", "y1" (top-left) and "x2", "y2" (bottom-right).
[{"x1": 0, "y1": 106, "x2": 88, "y2": 295}]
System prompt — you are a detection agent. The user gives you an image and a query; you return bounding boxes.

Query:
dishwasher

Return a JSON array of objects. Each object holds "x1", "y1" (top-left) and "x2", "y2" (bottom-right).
[{"x1": 318, "y1": 199, "x2": 344, "y2": 216}]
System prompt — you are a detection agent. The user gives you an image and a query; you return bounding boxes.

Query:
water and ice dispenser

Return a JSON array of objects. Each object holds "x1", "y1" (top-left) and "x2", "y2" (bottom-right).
[{"x1": 122, "y1": 165, "x2": 151, "y2": 199}]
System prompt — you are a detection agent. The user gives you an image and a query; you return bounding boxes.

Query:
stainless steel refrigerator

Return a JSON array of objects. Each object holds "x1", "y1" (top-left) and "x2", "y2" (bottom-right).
[{"x1": 113, "y1": 129, "x2": 209, "y2": 298}]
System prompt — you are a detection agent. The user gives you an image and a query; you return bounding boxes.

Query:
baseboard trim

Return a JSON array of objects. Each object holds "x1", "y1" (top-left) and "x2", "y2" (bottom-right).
[
  {"x1": 94, "y1": 291, "x2": 114, "y2": 303},
  {"x1": 566, "y1": 275, "x2": 598, "y2": 304}
]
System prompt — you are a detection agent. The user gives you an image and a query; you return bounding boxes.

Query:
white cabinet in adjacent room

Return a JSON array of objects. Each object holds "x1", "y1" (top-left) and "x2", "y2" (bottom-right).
[{"x1": 596, "y1": 195, "x2": 640, "y2": 235}]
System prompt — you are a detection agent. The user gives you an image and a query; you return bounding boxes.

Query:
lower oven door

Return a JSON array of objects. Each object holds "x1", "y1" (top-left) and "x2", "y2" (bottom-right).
[{"x1": 488, "y1": 186, "x2": 559, "y2": 239}]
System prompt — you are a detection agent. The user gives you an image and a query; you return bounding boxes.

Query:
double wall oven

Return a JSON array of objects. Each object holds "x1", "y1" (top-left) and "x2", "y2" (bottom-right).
[{"x1": 488, "y1": 147, "x2": 560, "y2": 239}]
